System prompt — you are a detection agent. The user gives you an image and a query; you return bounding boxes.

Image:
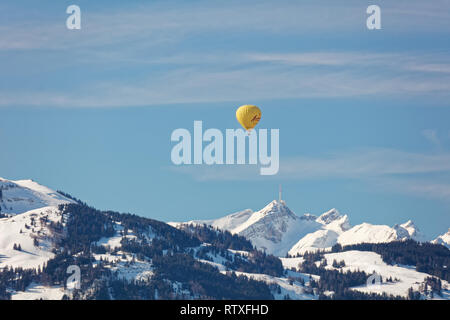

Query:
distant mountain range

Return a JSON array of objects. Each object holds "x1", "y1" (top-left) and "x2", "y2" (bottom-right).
[
  {"x1": 170, "y1": 199, "x2": 440, "y2": 257},
  {"x1": 1, "y1": 177, "x2": 449, "y2": 300}
]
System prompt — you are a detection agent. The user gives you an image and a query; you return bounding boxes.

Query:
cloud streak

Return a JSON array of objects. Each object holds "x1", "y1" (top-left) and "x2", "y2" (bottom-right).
[
  {"x1": 1, "y1": 1, "x2": 450, "y2": 108},
  {"x1": 2, "y1": 51, "x2": 450, "y2": 108},
  {"x1": 172, "y1": 147, "x2": 450, "y2": 201},
  {"x1": 174, "y1": 148, "x2": 450, "y2": 180},
  {"x1": 379, "y1": 178, "x2": 450, "y2": 200},
  {"x1": 1, "y1": 0, "x2": 450, "y2": 51}
]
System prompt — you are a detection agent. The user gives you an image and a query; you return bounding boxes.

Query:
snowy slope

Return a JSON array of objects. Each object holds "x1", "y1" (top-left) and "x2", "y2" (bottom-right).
[
  {"x1": 289, "y1": 207, "x2": 429, "y2": 255},
  {"x1": 432, "y1": 228, "x2": 450, "y2": 248},
  {"x1": 291, "y1": 213, "x2": 427, "y2": 254},
  {"x1": 320, "y1": 250, "x2": 450, "y2": 298},
  {"x1": 0, "y1": 206, "x2": 64, "y2": 269},
  {"x1": 280, "y1": 257, "x2": 305, "y2": 270},
  {"x1": 0, "y1": 177, "x2": 74, "y2": 215},
  {"x1": 226, "y1": 270, "x2": 317, "y2": 300},
  {"x1": 0, "y1": 177, "x2": 73, "y2": 270},
  {"x1": 11, "y1": 283, "x2": 66, "y2": 300},
  {"x1": 94, "y1": 251, "x2": 154, "y2": 282},
  {"x1": 288, "y1": 229, "x2": 339, "y2": 255},
  {"x1": 338, "y1": 223, "x2": 409, "y2": 246},
  {"x1": 189, "y1": 245, "x2": 317, "y2": 300},
  {"x1": 168, "y1": 209, "x2": 254, "y2": 232}
]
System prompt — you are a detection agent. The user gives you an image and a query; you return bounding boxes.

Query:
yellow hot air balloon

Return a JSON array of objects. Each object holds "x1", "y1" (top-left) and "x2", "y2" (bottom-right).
[{"x1": 236, "y1": 105, "x2": 261, "y2": 132}]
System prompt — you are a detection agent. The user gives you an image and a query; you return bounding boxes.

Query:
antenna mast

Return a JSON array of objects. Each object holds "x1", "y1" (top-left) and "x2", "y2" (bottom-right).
[{"x1": 279, "y1": 184, "x2": 282, "y2": 202}]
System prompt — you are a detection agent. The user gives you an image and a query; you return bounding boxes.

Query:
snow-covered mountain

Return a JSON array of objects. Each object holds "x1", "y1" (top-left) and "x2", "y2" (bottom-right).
[
  {"x1": 432, "y1": 228, "x2": 450, "y2": 248},
  {"x1": 0, "y1": 177, "x2": 73, "y2": 215},
  {"x1": 338, "y1": 223, "x2": 405, "y2": 247},
  {"x1": 172, "y1": 209, "x2": 255, "y2": 233},
  {"x1": 1, "y1": 176, "x2": 449, "y2": 300},
  {"x1": 233, "y1": 200, "x2": 322, "y2": 256},
  {"x1": 336, "y1": 219, "x2": 427, "y2": 248},
  {"x1": 172, "y1": 200, "x2": 322, "y2": 256},
  {"x1": 0, "y1": 177, "x2": 74, "y2": 270},
  {"x1": 0, "y1": 177, "x2": 318, "y2": 300},
  {"x1": 397, "y1": 220, "x2": 427, "y2": 242},
  {"x1": 0, "y1": 206, "x2": 64, "y2": 269},
  {"x1": 288, "y1": 209, "x2": 351, "y2": 255},
  {"x1": 173, "y1": 200, "x2": 434, "y2": 257}
]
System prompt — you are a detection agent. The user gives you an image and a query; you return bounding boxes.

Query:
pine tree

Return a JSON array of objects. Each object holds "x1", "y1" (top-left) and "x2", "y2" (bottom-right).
[
  {"x1": 332, "y1": 259, "x2": 339, "y2": 268},
  {"x1": 407, "y1": 287, "x2": 414, "y2": 300}
]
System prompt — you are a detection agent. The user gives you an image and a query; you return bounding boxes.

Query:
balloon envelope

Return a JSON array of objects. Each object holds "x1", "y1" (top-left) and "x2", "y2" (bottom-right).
[{"x1": 236, "y1": 105, "x2": 261, "y2": 131}]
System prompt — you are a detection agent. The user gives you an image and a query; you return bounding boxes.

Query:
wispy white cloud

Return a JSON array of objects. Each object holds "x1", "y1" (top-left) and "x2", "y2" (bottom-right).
[
  {"x1": 0, "y1": 60, "x2": 450, "y2": 107},
  {"x1": 250, "y1": 52, "x2": 450, "y2": 74},
  {"x1": 281, "y1": 149, "x2": 450, "y2": 179},
  {"x1": 0, "y1": 1, "x2": 357, "y2": 51},
  {"x1": 246, "y1": 52, "x2": 400, "y2": 67},
  {"x1": 407, "y1": 64, "x2": 450, "y2": 74},
  {"x1": 406, "y1": 181, "x2": 450, "y2": 199},
  {"x1": 172, "y1": 147, "x2": 450, "y2": 201},
  {"x1": 174, "y1": 148, "x2": 450, "y2": 180},
  {"x1": 2, "y1": 50, "x2": 450, "y2": 108},
  {"x1": 376, "y1": 178, "x2": 450, "y2": 201},
  {"x1": 1, "y1": 1, "x2": 450, "y2": 107},
  {"x1": 1, "y1": 0, "x2": 450, "y2": 51}
]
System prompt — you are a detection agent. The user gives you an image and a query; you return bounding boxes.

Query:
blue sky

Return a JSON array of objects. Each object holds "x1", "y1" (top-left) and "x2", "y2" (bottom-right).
[{"x1": 1, "y1": 0, "x2": 450, "y2": 238}]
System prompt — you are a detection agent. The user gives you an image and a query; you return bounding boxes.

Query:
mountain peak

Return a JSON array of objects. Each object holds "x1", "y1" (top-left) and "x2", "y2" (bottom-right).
[
  {"x1": 316, "y1": 208, "x2": 341, "y2": 225},
  {"x1": 267, "y1": 199, "x2": 287, "y2": 207},
  {"x1": 393, "y1": 224, "x2": 411, "y2": 239},
  {"x1": 399, "y1": 220, "x2": 426, "y2": 241},
  {"x1": 401, "y1": 220, "x2": 416, "y2": 229},
  {"x1": 259, "y1": 200, "x2": 295, "y2": 219},
  {"x1": 432, "y1": 228, "x2": 450, "y2": 248}
]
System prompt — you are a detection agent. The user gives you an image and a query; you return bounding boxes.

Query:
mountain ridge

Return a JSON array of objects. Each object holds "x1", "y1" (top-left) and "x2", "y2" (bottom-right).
[
  {"x1": 432, "y1": 228, "x2": 450, "y2": 248},
  {"x1": 172, "y1": 199, "x2": 432, "y2": 257},
  {"x1": 1, "y1": 177, "x2": 449, "y2": 300},
  {"x1": 0, "y1": 177, "x2": 74, "y2": 216}
]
